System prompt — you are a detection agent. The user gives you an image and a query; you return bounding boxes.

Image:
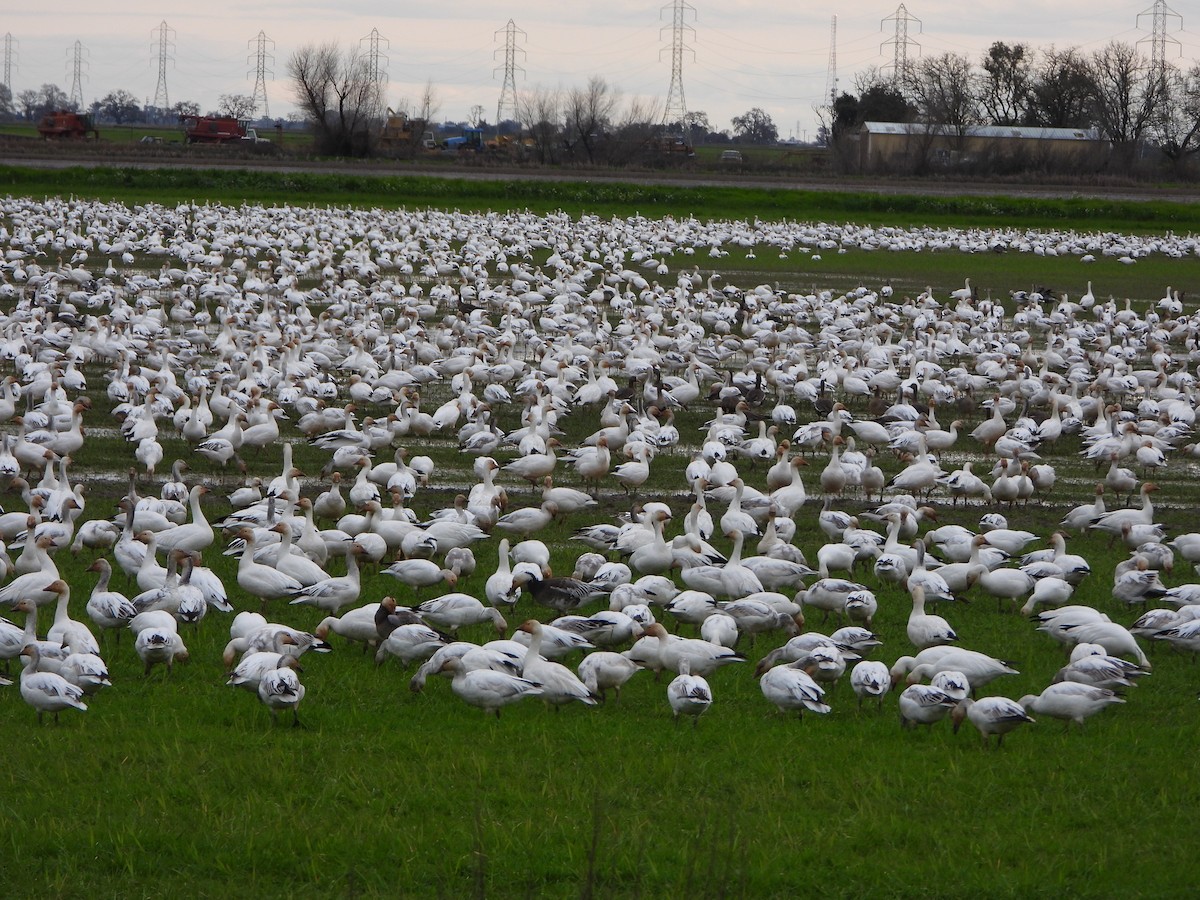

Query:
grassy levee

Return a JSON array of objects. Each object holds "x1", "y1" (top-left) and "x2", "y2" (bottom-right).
[{"x1": 2, "y1": 171, "x2": 1200, "y2": 896}]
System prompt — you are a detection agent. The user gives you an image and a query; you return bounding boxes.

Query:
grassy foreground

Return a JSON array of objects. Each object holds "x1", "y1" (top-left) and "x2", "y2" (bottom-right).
[{"x1": 1, "y1": 178, "x2": 1199, "y2": 896}]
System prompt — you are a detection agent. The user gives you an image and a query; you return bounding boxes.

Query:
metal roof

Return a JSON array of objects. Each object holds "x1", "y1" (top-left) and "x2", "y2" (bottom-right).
[{"x1": 861, "y1": 122, "x2": 1100, "y2": 141}]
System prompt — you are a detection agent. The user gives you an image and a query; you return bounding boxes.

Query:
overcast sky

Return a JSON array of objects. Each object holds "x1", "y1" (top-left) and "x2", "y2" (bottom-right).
[{"x1": 6, "y1": 2, "x2": 1199, "y2": 139}]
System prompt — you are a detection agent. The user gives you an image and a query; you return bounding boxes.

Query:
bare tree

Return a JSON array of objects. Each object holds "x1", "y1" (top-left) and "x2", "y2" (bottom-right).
[
  {"x1": 1027, "y1": 47, "x2": 1095, "y2": 128},
  {"x1": 1088, "y1": 41, "x2": 1167, "y2": 167},
  {"x1": 288, "y1": 42, "x2": 383, "y2": 157},
  {"x1": 564, "y1": 76, "x2": 618, "y2": 163},
  {"x1": 608, "y1": 94, "x2": 663, "y2": 164},
  {"x1": 1154, "y1": 63, "x2": 1200, "y2": 175},
  {"x1": 217, "y1": 94, "x2": 257, "y2": 119},
  {"x1": 518, "y1": 86, "x2": 563, "y2": 164},
  {"x1": 905, "y1": 53, "x2": 980, "y2": 141},
  {"x1": 980, "y1": 42, "x2": 1032, "y2": 125},
  {"x1": 417, "y1": 80, "x2": 440, "y2": 124}
]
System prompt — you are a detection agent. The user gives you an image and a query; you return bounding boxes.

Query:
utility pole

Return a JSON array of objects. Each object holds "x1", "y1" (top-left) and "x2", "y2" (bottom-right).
[
  {"x1": 68, "y1": 39, "x2": 86, "y2": 109},
  {"x1": 151, "y1": 20, "x2": 175, "y2": 112},
  {"x1": 880, "y1": 3, "x2": 921, "y2": 83},
  {"x1": 660, "y1": 0, "x2": 695, "y2": 129},
  {"x1": 360, "y1": 27, "x2": 388, "y2": 89},
  {"x1": 2, "y1": 33, "x2": 15, "y2": 94},
  {"x1": 1137, "y1": 0, "x2": 1182, "y2": 72},
  {"x1": 824, "y1": 15, "x2": 837, "y2": 110},
  {"x1": 247, "y1": 31, "x2": 274, "y2": 117},
  {"x1": 493, "y1": 20, "x2": 526, "y2": 127}
]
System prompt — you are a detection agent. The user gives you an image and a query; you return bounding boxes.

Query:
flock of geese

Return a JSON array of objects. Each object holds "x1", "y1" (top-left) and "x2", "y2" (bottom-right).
[{"x1": 1, "y1": 195, "x2": 1199, "y2": 745}]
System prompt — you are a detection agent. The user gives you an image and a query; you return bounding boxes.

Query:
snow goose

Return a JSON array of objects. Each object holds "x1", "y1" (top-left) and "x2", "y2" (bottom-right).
[
  {"x1": 967, "y1": 564, "x2": 1036, "y2": 613},
  {"x1": 678, "y1": 529, "x2": 763, "y2": 600},
  {"x1": 257, "y1": 656, "x2": 306, "y2": 726},
  {"x1": 290, "y1": 544, "x2": 366, "y2": 613},
  {"x1": 1054, "y1": 642, "x2": 1147, "y2": 688},
  {"x1": 60, "y1": 652, "x2": 112, "y2": 696},
  {"x1": 906, "y1": 584, "x2": 958, "y2": 650},
  {"x1": 1090, "y1": 482, "x2": 1158, "y2": 542},
  {"x1": 0, "y1": 535, "x2": 60, "y2": 608},
  {"x1": 642, "y1": 622, "x2": 744, "y2": 677},
  {"x1": 1020, "y1": 682, "x2": 1124, "y2": 730},
  {"x1": 667, "y1": 658, "x2": 713, "y2": 726},
  {"x1": 951, "y1": 696, "x2": 1035, "y2": 747},
  {"x1": 439, "y1": 656, "x2": 542, "y2": 718},
  {"x1": 902, "y1": 649, "x2": 1019, "y2": 693},
  {"x1": 719, "y1": 479, "x2": 759, "y2": 537},
  {"x1": 514, "y1": 620, "x2": 599, "y2": 708},
  {"x1": 84, "y1": 559, "x2": 136, "y2": 639},
  {"x1": 759, "y1": 659, "x2": 831, "y2": 716},
  {"x1": 314, "y1": 604, "x2": 382, "y2": 651},
  {"x1": 265, "y1": 522, "x2": 330, "y2": 587},
  {"x1": 1061, "y1": 618, "x2": 1151, "y2": 666},
  {"x1": 226, "y1": 631, "x2": 300, "y2": 688},
  {"x1": 374, "y1": 621, "x2": 448, "y2": 667},
  {"x1": 897, "y1": 683, "x2": 957, "y2": 729},
  {"x1": 494, "y1": 500, "x2": 559, "y2": 539},
  {"x1": 849, "y1": 660, "x2": 891, "y2": 709},
  {"x1": 19, "y1": 643, "x2": 87, "y2": 723},
  {"x1": 627, "y1": 508, "x2": 674, "y2": 576},
  {"x1": 769, "y1": 457, "x2": 808, "y2": 517},
  {"x1": 45, "y1": 580, "x2": 98, "y2": 656},
  {"x1": 1061, "y1": 484, "x2": 1106, "y2": 532},
  {"x1": 233, "y1": 527, "x2": 304, "y2": 611},
  {"x1": 578, "y1": 650, "x2": 643, "y2": 702},
  {"x1": 382, "y1": 555, "x2": 459, "y2": 593},
  {"x1": 134, "y1": 621, "x2": 188, "y2": 676},
  {"x1": 416, "y1": 594, "x2": 507, "y2": 637}
]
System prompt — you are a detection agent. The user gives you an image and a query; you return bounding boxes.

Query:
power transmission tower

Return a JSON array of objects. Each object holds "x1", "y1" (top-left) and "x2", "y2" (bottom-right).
[
  {"x1": 360, "y1": 27, "x2": 389, "y2": 88},
  {"x1": 68, "y1": 39, "x2": 87, "y2": 109},
  {"x1": 2, "y1": 33, "x2": 15, "y2": 93},
  {"x1": 880, "y1": 3, "x2": 921, "y2": 83},
  {"x1": 151, "y1": 20, "x2": 175, "y2": 111},
  {"x1": 247, "y1": 31, "x2": 274, "y2": 117},
  {"x1": 1137, "y1": 0, "x2": 1182, "y2": 72},
  {"x1": 660, "y1": 0, "x2": 695, "y2": 129},
  {"x1": 824, "y1": 16, "x2": 838, "y2": 110},
  {"x1": 493, "y1": 20, "x2": 525, "y2": 127}
]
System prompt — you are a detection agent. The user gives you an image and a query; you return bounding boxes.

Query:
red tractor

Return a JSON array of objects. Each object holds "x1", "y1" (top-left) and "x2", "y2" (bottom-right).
[
  {"x1": 37, "y1": 111, "x2": 99, "y2": 140},
  {"x1": 182, "y1": 115, "x2": 250, "y2": 144}
]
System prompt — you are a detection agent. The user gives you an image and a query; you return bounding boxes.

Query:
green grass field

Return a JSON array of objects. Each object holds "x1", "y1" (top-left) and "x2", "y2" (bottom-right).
[{"x1": 1, "y1": 171, "x2": 1200, "y2": 897}]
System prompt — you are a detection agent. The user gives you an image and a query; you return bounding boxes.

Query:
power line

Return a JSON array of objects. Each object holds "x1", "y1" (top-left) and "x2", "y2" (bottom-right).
[
  {"x1": 247, "y1": 31, "x2": 274, "y2": 118},
  {"x1": 880, "y1": 3, "x2": 921, "y2": 83},
  {"x1": 825, "y1": 15, "x2": 837, "y2": 109},
  {"x1": 2, "y1": 33, "x2": 15, "y2": 93},
  {"x1": 660, "y1": 0, "x2": 695, "y2": 128},
  {"x1": 1137, "y1": 0, "x2": 1183, "y2": 71},
  {"x1": 151, "y1": 20, "x2": 175, "y2": 111},
  {"x1": 360, "y1": 27, "x2": 389, "y2": 89},
  {"x1": 493, "y1": 19, "x2": 526, "y2": 126},
  {"x1": 68, "y1": 39, "x2": 87, "y2": 108}
]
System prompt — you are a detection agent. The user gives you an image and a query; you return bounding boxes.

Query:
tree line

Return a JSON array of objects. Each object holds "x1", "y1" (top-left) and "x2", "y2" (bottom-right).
[
  {"x1": 0, "y1": 82, "x2": 276, "y2": 128},
  {"x1": 286, "y1": 42, "x2": 784, "y2": 160},
  {"x1": 826, "y1": 40, "x2": 1200, "y2": 175}
]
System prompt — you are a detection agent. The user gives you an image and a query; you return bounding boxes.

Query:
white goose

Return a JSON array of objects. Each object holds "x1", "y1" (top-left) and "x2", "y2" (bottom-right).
[
  {"x1": 440, "y1": 656, "x2": 543, "y2": 718},
  {"x1": 951, "y1": 696, "x2": 1035, "y2": 747},
  {"x1": 906, "y1": 584, "x2": 958, "y2": 650},
  {"x1": 516, "y1": 619, "x2": 599, "y2": 707},
  {"x1": 19, "y1": 643, "x2": 88, "y2": 723},
  {"x1": 666, "y1": 658, "x2": 713, "y2": 726},
  {"x1": 1019, "y1": 682, "x2": 1124, "y2": 729}
]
